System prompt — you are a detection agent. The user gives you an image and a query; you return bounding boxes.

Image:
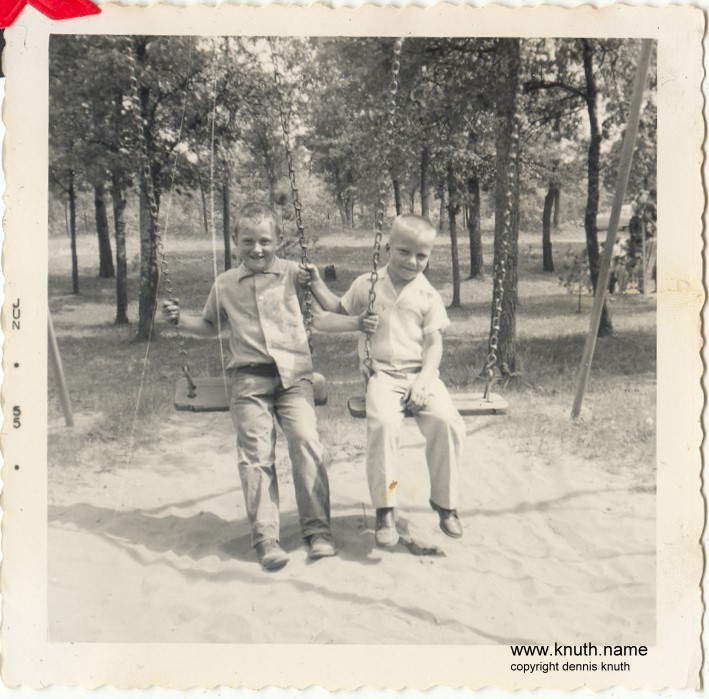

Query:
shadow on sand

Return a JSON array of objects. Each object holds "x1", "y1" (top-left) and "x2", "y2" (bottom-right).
[{"x1": 49, "y1": 502, "x2": 386, "y2": 566}]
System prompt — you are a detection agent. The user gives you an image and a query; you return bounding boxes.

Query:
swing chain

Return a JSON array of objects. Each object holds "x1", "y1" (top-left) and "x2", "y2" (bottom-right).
[
  {"x1": 483, "y1": 110, "x2": 520, "y2": 398},
  {"x1": 363, "y1": 38, "x2": 404, "y2": 375},
  {"x1": 123, "y1": 37, "x2": 194, "y2": 392},
  {"x1": 269, "y1": 39, "x2": 314, "y2": 346}
]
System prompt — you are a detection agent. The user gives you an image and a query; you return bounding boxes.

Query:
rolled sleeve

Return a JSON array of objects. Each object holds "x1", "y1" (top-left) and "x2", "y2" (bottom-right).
[
  {"x1": 423, "y1": 292, "x2": 450, "y2": 335},
  {"x1": 202, "y1": 281, "x2": 227, "y2": 327},
  {"x1": 341, "y1": 275, "x2": 369, "y2": 316}
]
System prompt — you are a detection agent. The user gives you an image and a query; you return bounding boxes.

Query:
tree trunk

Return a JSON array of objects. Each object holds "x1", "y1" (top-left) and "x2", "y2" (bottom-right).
[
  {"x1": 69, "y1": 171, "x2": 79, "y2": 295},
  {"x1": 447, "y1": 161, "x2": 461, "y2": 308},
  {"x1": 222, "y1": 177, "x2": 232, "y2": 271},
  {"x1": 552, "y1": 185, "x2": 560, "y2": 228},
  {"x1": 345, "y1": 171, "x2": 355, "y2": 228},
  {"x1": 342, "y1": 190, "x2": 354, "y2": 228},
  {"x1": 421, "y1": 146, "x2": 430, "y2": 217},
  {"x1": 260, "y1": 131, "x2": 278, "y2": 209},
  {"x1": 582, "y1": 39, "x2": 613, "y2": 337},
  {"x1": 490, "y1": 38, "x2": 522, "y2": 377},
  {"x1": 111, "y1": 174, "x2": 129, "y2": 325},
  {"x1": 392, "y1": 176, "x2": 402, "y2": 216},
  {"x1": 138, "y1": 183, "x2": 159, "y2": 341},
  {"x1": 467, "y1": 172, "x2": 483, "y2": 278},
  {"x1": 438, "y1": 181, "x2": 446, "y2": 232},
  {"x1": 134, "y1": 38, "x2": 160, "y2": 340},
  {"x1": 196, "y1": 170, "x2": 209, "y2": 236},
  {"x1": 94, "y1": 180, "x2": 115, "y2": 278},
  {"x1": 409, "y1": 188, "x2": 416, "y2": 213},
  {"x1": 335, "y1": 194, "x2": 347, "y2": 228},
  {"x1": 542, "y1": 186, "x2": 555, "y2": 272},
  {"x1": 334, "y1": 169, "x2": 348, "y2": 228}
]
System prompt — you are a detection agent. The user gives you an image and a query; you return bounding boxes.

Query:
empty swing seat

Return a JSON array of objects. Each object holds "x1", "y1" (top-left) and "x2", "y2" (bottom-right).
[
  {"x1": 346, "y1": 392, "x2": 508, "y2": 419},
  {"x1": 175, "y1": 372, "x2": 329, "y2": 412}
]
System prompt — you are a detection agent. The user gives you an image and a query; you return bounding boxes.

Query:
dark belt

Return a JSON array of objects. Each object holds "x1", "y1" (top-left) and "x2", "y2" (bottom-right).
[{"x1": 236, "y1": 362, "x2": 279, "y2": 377}]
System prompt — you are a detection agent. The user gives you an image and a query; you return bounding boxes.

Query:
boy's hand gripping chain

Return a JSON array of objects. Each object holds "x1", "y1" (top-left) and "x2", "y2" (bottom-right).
[
  {"x1": 363, "y1": 38, "x2": 404, "y2": 378},
  {"x1": 124, "y1": 37, "x2": 196, "y2": 397}
]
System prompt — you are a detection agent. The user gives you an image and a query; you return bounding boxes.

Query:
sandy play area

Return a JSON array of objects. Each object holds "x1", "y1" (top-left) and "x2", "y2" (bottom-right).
[{"x1": 48, "y1": 408, "x2": 654, "y2": 645}]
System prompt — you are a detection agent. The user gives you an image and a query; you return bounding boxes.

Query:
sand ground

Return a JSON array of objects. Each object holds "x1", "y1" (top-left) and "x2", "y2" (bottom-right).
[{"x1": 48, "y1": 408, "x2": 654, "y2": 645}]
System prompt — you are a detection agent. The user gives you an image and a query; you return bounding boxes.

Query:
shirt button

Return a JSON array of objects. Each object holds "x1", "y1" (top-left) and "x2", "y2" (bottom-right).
[{"x1": 258, "y1": 295, "x2": 264, "y2": 301}]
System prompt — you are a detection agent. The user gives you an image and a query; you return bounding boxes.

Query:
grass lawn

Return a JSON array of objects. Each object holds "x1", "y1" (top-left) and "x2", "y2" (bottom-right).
[{"x1": 48, "y1": 225, "x2": 656, "y2": 485}]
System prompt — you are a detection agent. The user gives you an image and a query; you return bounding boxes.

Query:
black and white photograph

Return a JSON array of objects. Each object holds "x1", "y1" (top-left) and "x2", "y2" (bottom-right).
[
  {"x1": 1, "y1": 3, "x2": 703, "y2": 690},
  {"x1": 46, "y1": 27, "x2": 660, "y2": 641}
]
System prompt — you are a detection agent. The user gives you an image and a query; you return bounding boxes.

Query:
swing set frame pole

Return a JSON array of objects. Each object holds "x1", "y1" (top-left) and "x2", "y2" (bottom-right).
[
  {"x1": 571, "y1": 39, "x2": 653, "y2": 420},
  {"x1": 48, "y1": 312, "x2": 74, "y2": 427}
]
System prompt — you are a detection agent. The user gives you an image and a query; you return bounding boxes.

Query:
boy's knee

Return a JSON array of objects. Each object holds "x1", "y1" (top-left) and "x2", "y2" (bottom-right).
[
  {"x1": 287, "y1": 421, "x2": 320, "y2": 447},
  {"x1": 367, "y1": 413, "x2": 401, "y2": 435},
  {"x1": 427, "y1": 409, "x2": 465, "y2": 438},
  {"x1": 451, "y1": 414, "x2": 466, "y2": 441}
]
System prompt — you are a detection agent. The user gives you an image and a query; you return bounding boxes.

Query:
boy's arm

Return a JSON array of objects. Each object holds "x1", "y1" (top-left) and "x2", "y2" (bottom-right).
[
  {"x1": 178, "y1": 315, "x2": 220, "y2": 338},
  {"x1": 406, "y1": 330, "x2": 443, "y2": 412},
  {"x1": 300, "y1": 263, "x2": 345, "y2": 313},
  {"x1": 310, "y1": 300, "x2": 378, "y2": 334},
  {"x1": 161, "y1": 299, "x2": 220, "y2": 338}
]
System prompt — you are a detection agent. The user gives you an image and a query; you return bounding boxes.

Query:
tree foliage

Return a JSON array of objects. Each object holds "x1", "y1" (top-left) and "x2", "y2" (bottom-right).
[{"x1": 49, "y1": 36, "x2": 656, "y2": 374}]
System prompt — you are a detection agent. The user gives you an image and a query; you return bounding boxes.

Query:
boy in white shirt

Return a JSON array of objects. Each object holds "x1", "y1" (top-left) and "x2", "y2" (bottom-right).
[{"x1": 307, "y1": 214, "x2": 466, "y2": 547}]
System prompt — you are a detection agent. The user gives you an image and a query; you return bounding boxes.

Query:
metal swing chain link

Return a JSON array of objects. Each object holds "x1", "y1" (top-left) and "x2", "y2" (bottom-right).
[
  {"x1": 483, "y1": 109, "x2": 520, "y2": 398},
  {"x1": 123, "y1": 37, "x2": 195, "y2": 392},
  {"x1": 269, "y1": 39, "x2": 314, "y2": 349},
  {"x1": 363, "y1": 38, "x2": 404, "y2": 375}
]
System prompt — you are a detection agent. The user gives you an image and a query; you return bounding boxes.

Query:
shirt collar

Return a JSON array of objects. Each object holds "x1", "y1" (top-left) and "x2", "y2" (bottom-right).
[
  {"x1": 381, "y1": 264, "x2": 429, "y2": 298},
  {"x1": 235, "y1": 256, "x2": 286, "y2": 282}
]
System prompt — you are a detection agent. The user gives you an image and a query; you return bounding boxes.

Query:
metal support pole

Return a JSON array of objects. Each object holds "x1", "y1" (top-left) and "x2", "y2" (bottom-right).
[
  {"x1": 571, "y1": 39, "x2": 653, "y2": 420},
  {"x1": 48, "y1": 313, "x2": 74, "y2": 427}
]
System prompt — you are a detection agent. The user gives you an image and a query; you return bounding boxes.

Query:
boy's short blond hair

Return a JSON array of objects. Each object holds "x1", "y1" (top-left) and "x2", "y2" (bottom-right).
[
  {"x1": 233, "y1": 202, "x2": 282, "y2": 240},
  {"x1": 389, "y1": 214, "x2": 437, "y2": 243}
]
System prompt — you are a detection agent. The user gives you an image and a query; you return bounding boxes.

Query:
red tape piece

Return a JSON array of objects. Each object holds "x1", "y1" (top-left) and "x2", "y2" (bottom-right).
[
  {"x1": 1, "y1": 0, "x2": 100, "y2": 27},
  {"x1": 0, "y1": 0, "x2": 29, "y2": 27}
]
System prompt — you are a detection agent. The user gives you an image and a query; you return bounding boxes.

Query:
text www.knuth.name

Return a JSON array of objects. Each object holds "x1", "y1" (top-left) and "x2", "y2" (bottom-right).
[{"x1": 511, "y1": 643, "x2": 648, "y2": 658}]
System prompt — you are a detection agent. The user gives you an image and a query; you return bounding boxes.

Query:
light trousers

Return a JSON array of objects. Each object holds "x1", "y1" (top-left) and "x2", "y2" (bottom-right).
[{"x1": 365, "y1": 370, "x2": 465, "y2": 509}]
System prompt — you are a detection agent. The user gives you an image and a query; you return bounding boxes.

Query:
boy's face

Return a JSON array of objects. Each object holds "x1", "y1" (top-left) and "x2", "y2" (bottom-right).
[
  {"x1": 234, "y1": 218, "x2": 277, "y2": 273},
  {"x1": 387, "y1": 226, "x2": 435, "y2": 285}
]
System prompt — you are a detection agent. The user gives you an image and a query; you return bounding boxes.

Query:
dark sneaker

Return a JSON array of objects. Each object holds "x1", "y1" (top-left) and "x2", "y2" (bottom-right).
[
  {"x1": 429, "y1": 499, "x2": 463, "y2": 538},
  {"x1": 307, "y1": 534, "x2": 337, "y2": 560},
  {"x1": 255, "y1": 539, "x2": 289, "y2": 571},
  {"x1": 375, "y1": 507, "x2": 399, "y2": 548}
]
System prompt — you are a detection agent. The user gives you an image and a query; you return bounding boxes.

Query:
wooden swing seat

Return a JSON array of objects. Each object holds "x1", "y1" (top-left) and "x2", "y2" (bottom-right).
[
  {"x1": 175, "y1": 372, "x2": 329, "y2": 412},
  {"x1": 346, "y1": 392, "x2": 508, "y2": 419}
]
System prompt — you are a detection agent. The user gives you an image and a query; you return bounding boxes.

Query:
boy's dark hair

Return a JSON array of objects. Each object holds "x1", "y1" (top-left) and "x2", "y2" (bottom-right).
[{"x1": 233, "y1": 202, "x2": 282, "y2": 240}]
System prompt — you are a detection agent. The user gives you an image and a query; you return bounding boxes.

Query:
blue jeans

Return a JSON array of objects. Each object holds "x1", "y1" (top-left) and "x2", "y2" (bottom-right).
[{"x1": 229, "y1": 372, "x2": 331, "y2": 546}]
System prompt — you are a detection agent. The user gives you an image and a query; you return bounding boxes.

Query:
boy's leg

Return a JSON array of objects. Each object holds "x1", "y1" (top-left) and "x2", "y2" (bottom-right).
[
  {"x1": 413, "y1": 377, "x2": 465, "y2": 510},
  {"x1": 230, "y1": 373, "x2": 280, "y2": 547},
  {"x1": 274, "y1": 379, "x2": 332, "y2": 540},
  {"x1": 365, "y1": 371, "x2": 407, "y2": 508}
]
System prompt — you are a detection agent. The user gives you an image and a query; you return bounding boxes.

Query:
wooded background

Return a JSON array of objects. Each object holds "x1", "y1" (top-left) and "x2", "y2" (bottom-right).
[{"x1": 48, "y1": 36, "x2": 656, "y2": 379}]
